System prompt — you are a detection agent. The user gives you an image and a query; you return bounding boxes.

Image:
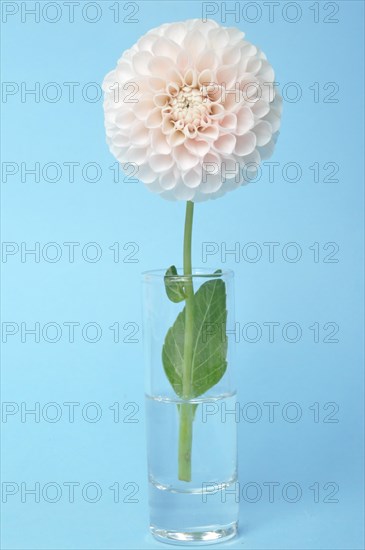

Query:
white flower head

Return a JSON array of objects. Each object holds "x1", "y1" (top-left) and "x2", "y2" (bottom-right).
[{"x1": 102, "y1": 19, "x2": 282, "y2": 202}]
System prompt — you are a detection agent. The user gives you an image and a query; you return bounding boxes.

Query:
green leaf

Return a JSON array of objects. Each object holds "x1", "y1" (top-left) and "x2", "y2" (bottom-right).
[
  {"x1": 164, "y1": 265, "x2": 186, "y2": 303},
  {"x1": 162, "y1": 277, "x2": 227, "y2": 398}
]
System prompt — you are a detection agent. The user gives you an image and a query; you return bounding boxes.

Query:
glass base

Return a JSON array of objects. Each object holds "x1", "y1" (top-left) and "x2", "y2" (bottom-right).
[{"x1": 150, "y1": 522, "x2": 238, "y2": 545}]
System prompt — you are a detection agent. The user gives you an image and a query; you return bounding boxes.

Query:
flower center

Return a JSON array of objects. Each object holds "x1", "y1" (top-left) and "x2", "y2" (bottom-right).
[{"x1": 169, "y1": 86, "x2": 211, "y2": 136}]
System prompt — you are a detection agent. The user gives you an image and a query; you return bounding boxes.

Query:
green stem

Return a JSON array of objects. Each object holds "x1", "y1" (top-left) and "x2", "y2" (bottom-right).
[
  {"x1": 178, "y1": 201, "x2": 195, "y2": 482},
  {"x1": 178, "y1": 402, "x2": 194, "y2": 481},
  {"x1": 182, "y1": 201, "x2": 194, "y2": 396}
]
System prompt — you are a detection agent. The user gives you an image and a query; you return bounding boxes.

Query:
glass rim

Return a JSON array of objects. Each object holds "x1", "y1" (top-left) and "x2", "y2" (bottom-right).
[{"x1": 141, "y1": 267, "x2": 234, "y2": 281}]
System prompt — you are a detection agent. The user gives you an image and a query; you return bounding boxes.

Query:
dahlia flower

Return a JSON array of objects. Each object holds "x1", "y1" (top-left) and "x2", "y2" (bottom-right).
[
  {"x1": 102, "y1": 21, "x2": 283, "y2": 490},
  {"x1": 102, "y1": 18, "x2": 282, "y2": 201}
]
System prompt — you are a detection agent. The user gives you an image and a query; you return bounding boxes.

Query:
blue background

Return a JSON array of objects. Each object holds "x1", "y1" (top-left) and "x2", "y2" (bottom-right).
[{"x1": 1, "y1": 1, "x2": 364, "y2": 548}]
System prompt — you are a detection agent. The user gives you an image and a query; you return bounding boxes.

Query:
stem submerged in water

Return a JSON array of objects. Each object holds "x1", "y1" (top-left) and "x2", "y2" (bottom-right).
[
  {"x1": 178, "y1": 201, "x2": 195, "y2": 482},
  {"x1": 178, "y1": 402, "x2": 194, "y2": 481}
]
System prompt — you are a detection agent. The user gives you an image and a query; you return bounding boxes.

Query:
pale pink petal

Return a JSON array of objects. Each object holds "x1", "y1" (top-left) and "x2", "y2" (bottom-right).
[
  {"x1": 198, "y1": 69, "x2": 214, "y2": 87},
  {"x1": 152, "y1": 37, "x2": 180, "y2": 60},
  {"x1": 222, "y1": 47, "x2": 241, "y2": 66},
  {"x1": 246, "y1": 57, "x2": 262, "y2": 74},
  {"x1": 216, "y1": 65, "x2": 238, "y2": 88},
  {"x1": 115, "y1": 110, "x2": 135, "y2": 129},
  {"x1": 221, "y1": 157, "x2": 240, "y2": 179},
  {"x1": 148, "y1": 77, "x2": 166, "y2": 92},
  {"x1": 137, "y1": 164, "x2": 158, "y2": 183},
  {"x1": 130, "y1": 121, "x2": 149, "y2": 146},
  {"x1": 148, "y1": 56, "x2": 173, "y2": 77},
  {"x1": 134, "y1": 100, "x2": 155, "y2": 120},
  {"x1": 208, "y1": 28, "x2": 229, "y2": 49},
  {"x1": 169, "y1": 130, "x2": 185, "y2": 147},
  {"x1": 243, "y1": 149, "x2": 261, "y2": 169},
  {"x1": 196, "y1": 50, "x2": 219, "y2": 72},
  {"x1": 111, "y1": 134, "x2": 129, "y2": 148},
  {"x1": 252, "y1": 100, "x2": 270, "y2": 118},
  {"x1": 145, "y1": 108, "x2": 162, "y2": 128},
  {"x1": 183, "y1": 69, "x2": 198, "y2": 87},
  {"x1": 234, "y1": 132, "x2": 256, "y2": 156},
  {"x1": 115, "y1": 61, "x2": 135, "y2": 82},
  {"x1": 253, "y1": 120, "x2": 272, "y2": 146},
  {"x1": 259, "y1": 59, "x2": 275, "y2": 83},
  {"x1": 153, "y1": 93, "x2": 170, "y2": 107},
  {"x1": 185, "y1": 139, "x2": 210, "y2": 157},
  {"x1": 183, "y1": 30, "x2": 206, "y2": 58},
  {"x1": 183, "y1": 168, "x2": 202, "y2": 188},
  {"x1": 236, "y1": 107, "x2": 255, "y2": 135},
  {"x1": 164, "y1": 23, "x2": 188, "y2": 45},
  {"x1": 198, "y1": 125, "x2": 220, "y2": 141},
  {"x1": 173, "y1": 181, "x2": 196, "y2": 201},
  {"x1": 138, "y1": 33, "x2": 159, "y2": 52},
  {"x1": 200, "y1": 171, "x2": 223, "y2": 194},
  {"x1": 226, "y1": 27, "x2": 245, "y2": 43},
  {"x1": 132, "y1": 51, "x2": 153, "y2": 75},
  {"x1": 210, "y1": 103, "x2": 226, "y2": 118},
  {"x1": 221, "y1": 92, "x2": 241, "y2": 112},
  {"x1": 176, "y1": 50, "x2": 192, "y2": 72},
  {"x1": 264, "y1": 110, "x2": 281, "y2": 133},
  {"x1": 124, "y1": 146, "x2": 148, "y2": 164},
  {"x1": 219, "y1": 113, "x2": 237, "y2": 131},
  {"x1": 214, "y1": 134, "x2": 236, "y2": 155},
  {"x1": 162, "y1": 118, "x2": 175, "y2": 135},
  {"x1": 174, "y1": 145, "x2": 199, "y2": 170},
  {"x1": 149, "y1": 154, "x2": 174, "y2": 172},
  {"x1": 159, "y1": 172, "x2": 176, "y2": 190},
  {"x1": 151, "y1": 130, "x2": 171, "y2": 154}
]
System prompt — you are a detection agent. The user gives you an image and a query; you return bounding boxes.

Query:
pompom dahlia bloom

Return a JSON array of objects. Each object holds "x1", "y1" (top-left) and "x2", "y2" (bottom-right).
[{"x1": 103, "y1": 19, "x2": 282, "y2": 201}]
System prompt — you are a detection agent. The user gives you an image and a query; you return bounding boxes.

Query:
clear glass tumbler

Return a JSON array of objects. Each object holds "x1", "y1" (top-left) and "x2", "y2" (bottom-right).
[{"x1": 142, "y1": 268, "x2": 238, "y2": 545}]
